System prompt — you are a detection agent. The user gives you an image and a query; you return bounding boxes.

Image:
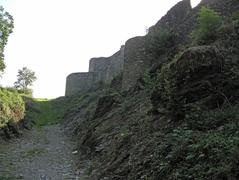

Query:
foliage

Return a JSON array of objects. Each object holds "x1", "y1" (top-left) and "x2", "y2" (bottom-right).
[
  {"x1": 186, "y1": 107, "x2": 239, "y2": 131},
  {"x1": 191, "y1": 6, "x2": 222, "y2": 44},
  {"x1": 232, "y1": 11, "x2": 239, "y2": 21},
  {"x1": 151, "y1": 45, "x2": 239, "y2": 121},
  {"x1": 0, "y1": 6, "x2": 14, "y2": 72},
  {"x1": 142, "y1": 70, "x2": 156, "y2": 94},
  {"x1": 4, "y1": 86, "x2": 33, "y2": 97},
  {"x1": 14, "y1": 67, "x2": 37, "y2": 93},
  {"x1": 26, "y1": 92, "x2": 96, "y2": 127},
  {"x1": 0, "y1": 87, "x2": 25, "y2": 128},
  {"x1": 153, "y1": 106, "x2": 239, "y2": 180},
  {"x1": 146, "y1": 27, "x2": 176, "y2": 57}
]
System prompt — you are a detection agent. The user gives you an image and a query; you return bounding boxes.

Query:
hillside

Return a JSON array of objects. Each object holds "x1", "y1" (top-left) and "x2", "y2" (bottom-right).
[
  {"x1": 1, "y1": 0, "x2": 239, "y2": 179},
  {"x1": 61, "y1": 0, "x2": 239, "y2": 179}
]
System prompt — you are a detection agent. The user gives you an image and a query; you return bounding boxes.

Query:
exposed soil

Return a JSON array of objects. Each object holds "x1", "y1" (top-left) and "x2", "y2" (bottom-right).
[{"x1": 0, "y1": 125, "x2": 85, "y2": 180}]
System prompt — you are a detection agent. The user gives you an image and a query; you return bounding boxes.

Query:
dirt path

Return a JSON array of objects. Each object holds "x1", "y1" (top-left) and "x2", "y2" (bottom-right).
[{"x1": 0, "y1": 125, "x2": 83, "y2": 180}]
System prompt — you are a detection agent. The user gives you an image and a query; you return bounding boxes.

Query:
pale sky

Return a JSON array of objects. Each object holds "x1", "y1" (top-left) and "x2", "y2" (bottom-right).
[{"x1": 0, "y1": 0, "x2": 201, "y2": 98}]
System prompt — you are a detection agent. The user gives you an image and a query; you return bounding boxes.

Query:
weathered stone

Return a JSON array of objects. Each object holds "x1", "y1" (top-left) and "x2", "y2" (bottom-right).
[
  {"x1": 122, "y1": 36, "x2": 148, "y2": 90},
  {"x1": 122, "y1": 0, "x2": 193, "y2": 91},
  {"x1": 89, "y1": 46, "x2": 125, "y2": 85},
  {"x1": 65, "y1": 72, "x2": 95, "y2": 96},
  {"x1": 149, "y1": 0, "x2": 192, "y2": 32},
  {"x1": 89, "y1": 57, "x2": 108, "y2": 83},
  {"x1": 94, "y1": 95, "x2": 116, "y2": 119},
  {"x1": 65, "y1": 46, "x2": 124, "y2": 96},
  {"x1": 66, "y1": 0, "x2": 239, "y2": 95}
]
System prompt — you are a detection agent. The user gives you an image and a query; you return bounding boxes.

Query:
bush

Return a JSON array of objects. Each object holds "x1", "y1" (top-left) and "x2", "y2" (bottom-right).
[
  {"x1": 146, "y1": 27, "x2": 176, "y2": 57},
  {"x1": 191, "y1": 6, "x2": 222, "y2": 44},
  {"x1": 154, "y1": 125, "x2": 239, "y2": 180},
  {"x1": 0, "y1": 88, "x2": 25, "y2": 128}
]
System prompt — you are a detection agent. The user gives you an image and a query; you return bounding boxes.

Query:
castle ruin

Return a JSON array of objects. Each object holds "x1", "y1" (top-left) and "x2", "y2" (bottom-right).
[{"x1": 65, "y1": 0, "x2": 238, "y2": 96}]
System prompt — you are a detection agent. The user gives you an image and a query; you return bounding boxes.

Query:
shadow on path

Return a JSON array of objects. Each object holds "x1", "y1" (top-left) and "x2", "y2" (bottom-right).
[{"x1": 0, "y1": 124, "x2": 82, "y2": 180}]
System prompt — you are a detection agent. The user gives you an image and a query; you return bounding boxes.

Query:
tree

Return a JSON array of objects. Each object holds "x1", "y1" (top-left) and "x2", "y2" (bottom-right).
[
  {"x1": 14, "y1": 67, "x2": 37, "y2": 93},
  {"x1": 0, "y1": 6, "x2": 14, "y2": 72},
  {"x1": 191, "y1": 6, "x2": 222, "y2": 44}
]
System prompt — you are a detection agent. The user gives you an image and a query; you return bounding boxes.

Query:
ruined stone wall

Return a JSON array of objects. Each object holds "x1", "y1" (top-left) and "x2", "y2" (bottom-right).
[
  {"x1": 122, "y1": 37, "x2": 148, "y2": 90},
  {"x1": 105, "y1": 46, "x2": 125, "y2": 83},
  {"x1": 149, "y1": 0, "x2": 192, "y2": 32},
  {"x1": 65, "y1": 72, "x2": 95, "y2": 96},
  {"x1": 122, "y1": 0, "x2": 192, "y2": 91},
  {"x1": 66, "y1": 0, "x2": 237, "y2": 95},
  {"x1": 89, "y1": 57, "x2": 109, "y2": 83},
  {"x1": 65, "y1": 46, "x2": 125, "y2": 96},
  {"x1": 89, "y1": 46, "x2": 125, "y2": 84}
]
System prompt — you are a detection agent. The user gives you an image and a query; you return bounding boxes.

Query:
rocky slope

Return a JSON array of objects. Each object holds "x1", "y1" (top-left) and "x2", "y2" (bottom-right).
[{"x1": 62, "y1": 0, "x2": 239, "y2": 179}]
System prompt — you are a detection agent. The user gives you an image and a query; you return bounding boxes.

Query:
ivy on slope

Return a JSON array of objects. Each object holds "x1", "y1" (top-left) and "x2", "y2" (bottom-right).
[{"x1": 0, "y1": 88, "x2": 25, "y2": 128}]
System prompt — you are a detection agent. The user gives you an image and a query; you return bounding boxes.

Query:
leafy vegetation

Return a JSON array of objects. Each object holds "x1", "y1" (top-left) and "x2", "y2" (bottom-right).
[
  {"x1": 232, "y1": 11, "x2": 239, "y2": 21},
  {"x1": 153, "y1": 106, "x2": 239, "y2": 180},
  {"x1": 191, "y1": 6, "x2": 222, "y2": 44},
  {"x1": 14, "y1": 67, "x2": 37, "y2": 94},
  {"x1": 0, "y1": 6, "x2": 14, "y2": 72},
  {"x1": 0, "y1": 87, "x2": 25, "y2": 128},
  {"x1": 146, "y1": 27, "x2": 176, "y2": 58}
]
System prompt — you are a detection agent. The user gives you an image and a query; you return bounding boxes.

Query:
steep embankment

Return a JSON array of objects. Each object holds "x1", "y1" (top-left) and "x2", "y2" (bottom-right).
[{"x1": 61, "y1": 1, "x2": 239, "y2": 179}]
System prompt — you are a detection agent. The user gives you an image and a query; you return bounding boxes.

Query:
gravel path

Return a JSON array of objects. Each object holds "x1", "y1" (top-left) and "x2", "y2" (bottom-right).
[{"x1": 0, "y1": 125, "x2": 84, "y2": 180}]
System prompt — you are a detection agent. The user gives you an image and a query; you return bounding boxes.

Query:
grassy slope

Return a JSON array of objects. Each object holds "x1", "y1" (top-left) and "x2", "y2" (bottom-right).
[{"x1": 26, "y1": 98, "x2": 67, "y2": 127}]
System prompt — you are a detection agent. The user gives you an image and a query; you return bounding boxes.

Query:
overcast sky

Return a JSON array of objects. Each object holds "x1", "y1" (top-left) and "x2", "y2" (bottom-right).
[{"x1": 0, "y1": 0, "x2": 201, "y2": 98}]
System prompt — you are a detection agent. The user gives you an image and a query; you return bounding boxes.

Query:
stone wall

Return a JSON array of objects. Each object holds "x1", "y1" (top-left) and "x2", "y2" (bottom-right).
[
  {"x1": 122, "y1": 0, "x2": 238, "y2": 91},
  {"x1": 65, "y1": 72, "x2": 95, "y2": 96},
  {"x1": 122, "y1": 37, "x2": 148, "y2": 90},
  {"x1": 105, "y1": 46, "x2": 125, "y2": 83},
  {"x1": 65, "y1": 46, "x2": 125, "y2": 96},
  {"x1": 89, "y1": 57, "x2": 109, "y2": 83},
  {"x1": 66, "y1": 0, "x2": 237, "y2": 95},
  {"x1": 89, "y1": 46, "x2": 125, "y2": 84},
  {"x1": 122, "y1": 0, "x2": 192, "y2": 91},
  {"x1": 149, "y1": 0, "x2": 192, "y2": 32}
]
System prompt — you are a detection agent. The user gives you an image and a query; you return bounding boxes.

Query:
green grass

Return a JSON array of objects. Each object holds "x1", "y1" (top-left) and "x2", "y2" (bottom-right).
[
  {"x1": 25, "y1": 91, "x2": 102, "y2": 127},
  {"x1": 28, "y1": 98, "x2": 64, "y2": 127}
]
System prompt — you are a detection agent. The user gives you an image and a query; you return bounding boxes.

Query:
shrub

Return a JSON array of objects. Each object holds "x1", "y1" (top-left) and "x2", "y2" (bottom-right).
[
  {"x1": 0, "y1": 88, "x2": 25, "y2": 128},
  {"x1": 154, "y1": 128, "x2": 239, "y2": 179},
  {"x1": 191, "y1": 6, "x2": 222, "y2": 44},
  {"x1": 142, "y1": 71, "x2": 155, "y2": 92},
  {"x1": 146, "y1": 27, "x2": 176, "y2": 57}
]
